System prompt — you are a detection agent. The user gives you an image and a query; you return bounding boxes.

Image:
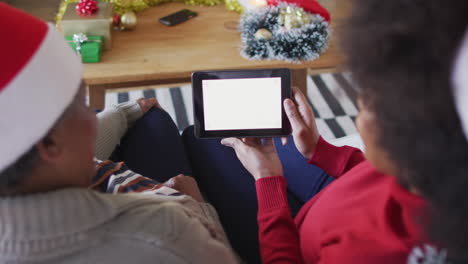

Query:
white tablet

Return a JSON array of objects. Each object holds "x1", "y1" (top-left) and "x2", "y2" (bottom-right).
[{"x1": 192, "y1": 68, "x2": 292, "y2": 138}]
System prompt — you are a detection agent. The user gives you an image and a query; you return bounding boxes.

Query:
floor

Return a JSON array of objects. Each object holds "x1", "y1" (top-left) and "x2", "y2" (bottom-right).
[{"x1": 8, "y1": 1, "x2": 354, "y2": 142}]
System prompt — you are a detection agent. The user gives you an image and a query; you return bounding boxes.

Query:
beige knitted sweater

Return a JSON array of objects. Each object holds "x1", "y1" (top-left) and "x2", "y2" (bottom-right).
[{"x1": 0, "y1": 103, "x2": 239, "y2": 264}]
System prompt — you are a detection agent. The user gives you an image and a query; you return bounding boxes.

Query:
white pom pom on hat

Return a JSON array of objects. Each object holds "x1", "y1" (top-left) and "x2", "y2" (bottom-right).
[
  {"x1": 0, "y1": 3, "x2": 82, "y2": 172},
  {"x1": 453, "y1": 29, "x2": 468, "y2": 141}
]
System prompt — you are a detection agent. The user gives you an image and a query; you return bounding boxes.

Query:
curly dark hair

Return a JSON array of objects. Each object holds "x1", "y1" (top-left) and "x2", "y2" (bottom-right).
[{"x1": 341, "y1": 0, "x2": 468, "y2": 260}]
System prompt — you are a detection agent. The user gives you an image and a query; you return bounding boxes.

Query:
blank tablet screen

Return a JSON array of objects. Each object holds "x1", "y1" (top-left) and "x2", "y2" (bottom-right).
[
  {"x1": 202, "y1": 77, "x2": 282, "y2": 131},
  {"x1": 192, "y1": 68, "x2": 292, "y2": 138}
]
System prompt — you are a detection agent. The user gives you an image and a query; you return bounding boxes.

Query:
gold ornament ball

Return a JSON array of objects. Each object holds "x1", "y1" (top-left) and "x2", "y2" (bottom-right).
[
  {"x1": 254, "y1": 28, "x2": 272, "y2": 40},
  {"x1": 120, "y1": 11, "x2": 137, "y2": 30},
  {"x1": 278, "y1": 6, "x2": 311, "y2": 30}
]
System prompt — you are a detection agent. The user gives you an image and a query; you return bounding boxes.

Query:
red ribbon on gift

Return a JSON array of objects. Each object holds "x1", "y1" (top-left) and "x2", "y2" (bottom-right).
[
  {"x1": 76, "y1": 0, "x2": 99, "y2": 16},
  {"x1": 267, "y1": 0, "x2": 331, "y2": 22}
]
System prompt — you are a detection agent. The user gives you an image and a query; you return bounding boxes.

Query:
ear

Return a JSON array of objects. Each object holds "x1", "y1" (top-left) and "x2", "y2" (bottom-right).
[{"x1": 35, "y1": 128, "x2": 65, "y2": 163}]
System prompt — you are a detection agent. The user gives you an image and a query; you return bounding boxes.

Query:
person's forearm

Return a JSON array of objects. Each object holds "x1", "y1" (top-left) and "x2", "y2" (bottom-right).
[
  {"x1": 256, "y1": 176, "x2": 304, "y2": 263},
  {"x1": 95, "y1": 102, "x2": 142, "y2": 160}
]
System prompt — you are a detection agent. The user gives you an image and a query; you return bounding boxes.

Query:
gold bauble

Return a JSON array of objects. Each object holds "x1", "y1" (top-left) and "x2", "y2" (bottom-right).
[
  {"x1": 254, "y1": 28, "x2": 272, "y2": 40},
  {"x1": 278, "y1": 6, "x2": 311, "y2": 30},
  {"x1": 120, "y1": 11, "x2": 137, "y2": 30}
]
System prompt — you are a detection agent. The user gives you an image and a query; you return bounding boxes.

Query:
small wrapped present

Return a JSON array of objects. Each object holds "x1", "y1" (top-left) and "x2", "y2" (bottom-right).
[
  {"x1": 59, "y1": 2, "x2": 113, "y2": 50},
  {"x1": 66, "y1": 33, "x2": 103, "y2": 63}
]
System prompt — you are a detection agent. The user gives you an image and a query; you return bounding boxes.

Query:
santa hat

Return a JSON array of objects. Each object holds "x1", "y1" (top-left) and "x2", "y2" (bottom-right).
[
  {"x1": 453, "y1": 29, "x2": 468, "y2": 141},
  {"x1": 0, "y1": 3, "x2": 82, "y2": 172},
  {"x1": 267, "y1": 0, "x2": 331, "y2": 22}
]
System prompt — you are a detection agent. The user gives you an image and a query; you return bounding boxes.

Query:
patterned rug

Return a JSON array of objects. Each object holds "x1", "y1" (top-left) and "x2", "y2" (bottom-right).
[{"x1": 104, "y1": 72, "x2": 359, "y2": 141}]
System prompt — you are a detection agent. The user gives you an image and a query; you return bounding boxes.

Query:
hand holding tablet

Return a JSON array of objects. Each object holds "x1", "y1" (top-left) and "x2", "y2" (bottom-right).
[{"x1": 192, "y1": 68, "x2": 292, "y2": 138}]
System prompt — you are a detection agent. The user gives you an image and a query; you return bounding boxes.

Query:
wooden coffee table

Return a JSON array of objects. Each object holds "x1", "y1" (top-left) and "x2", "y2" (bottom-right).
[{"x1": 83, "y1": 2, "x2": 347, "y2": 109}]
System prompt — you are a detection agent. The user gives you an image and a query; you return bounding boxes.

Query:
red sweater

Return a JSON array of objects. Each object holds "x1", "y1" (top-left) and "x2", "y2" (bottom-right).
[{"x1": 255, "y1": 137, "x2": 433, "y2": 263}]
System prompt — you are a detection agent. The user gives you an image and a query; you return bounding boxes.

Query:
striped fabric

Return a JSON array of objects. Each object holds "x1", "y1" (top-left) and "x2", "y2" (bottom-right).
[
  {"x1": 105, "y1": 72, "x2": 359, "y2": 141},
  {"x1": 91, "y1": 159, "x2": 184, "y2": 196}
]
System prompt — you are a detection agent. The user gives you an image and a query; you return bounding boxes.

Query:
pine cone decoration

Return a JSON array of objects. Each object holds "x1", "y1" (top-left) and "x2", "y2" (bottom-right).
[{"x1": 76, "y1": 0, "x2": 99, "y2": 16}]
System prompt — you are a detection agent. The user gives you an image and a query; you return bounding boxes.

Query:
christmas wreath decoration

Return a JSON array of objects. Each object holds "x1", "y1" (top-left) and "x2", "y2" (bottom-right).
[{"x1": 239, "y1": 2, "x2": 330, "y2": 62}]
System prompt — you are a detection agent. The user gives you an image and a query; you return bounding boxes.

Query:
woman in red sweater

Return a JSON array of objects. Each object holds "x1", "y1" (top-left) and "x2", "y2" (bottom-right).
[
  {"x1": 221, "y1": 0, "x2": 468, "y2": 263},
  {"x1": 184, "y1": 0, "x2": 468, "y2": 262}
]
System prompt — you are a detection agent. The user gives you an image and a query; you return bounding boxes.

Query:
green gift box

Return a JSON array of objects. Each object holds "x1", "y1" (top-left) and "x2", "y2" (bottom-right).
[
  {"x1": 66, "y1": 34, "x2": 103, "y2": 63},
  {"x1": 59, "y1": 2, "x2": 113, "y2": 51}
]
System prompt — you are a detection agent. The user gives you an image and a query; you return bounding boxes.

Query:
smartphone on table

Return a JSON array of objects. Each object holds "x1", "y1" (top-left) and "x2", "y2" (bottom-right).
[{"x1": 159, "y1": 9, "x2": 198, "y2": 26}]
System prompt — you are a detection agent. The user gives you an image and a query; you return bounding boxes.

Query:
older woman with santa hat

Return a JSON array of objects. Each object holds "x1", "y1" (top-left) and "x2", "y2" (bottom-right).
[{"x1": 0, "y1": 3, "x2": 239, "y2": 263}]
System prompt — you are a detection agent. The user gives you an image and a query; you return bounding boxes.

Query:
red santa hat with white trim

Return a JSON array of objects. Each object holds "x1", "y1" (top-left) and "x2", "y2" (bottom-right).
[
  {"x1": 0, "y1": 3, "x2": 82, "y2": 172},
  {"x1": 453, "y1": 29, "x2": 468, "y2": 141}
]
